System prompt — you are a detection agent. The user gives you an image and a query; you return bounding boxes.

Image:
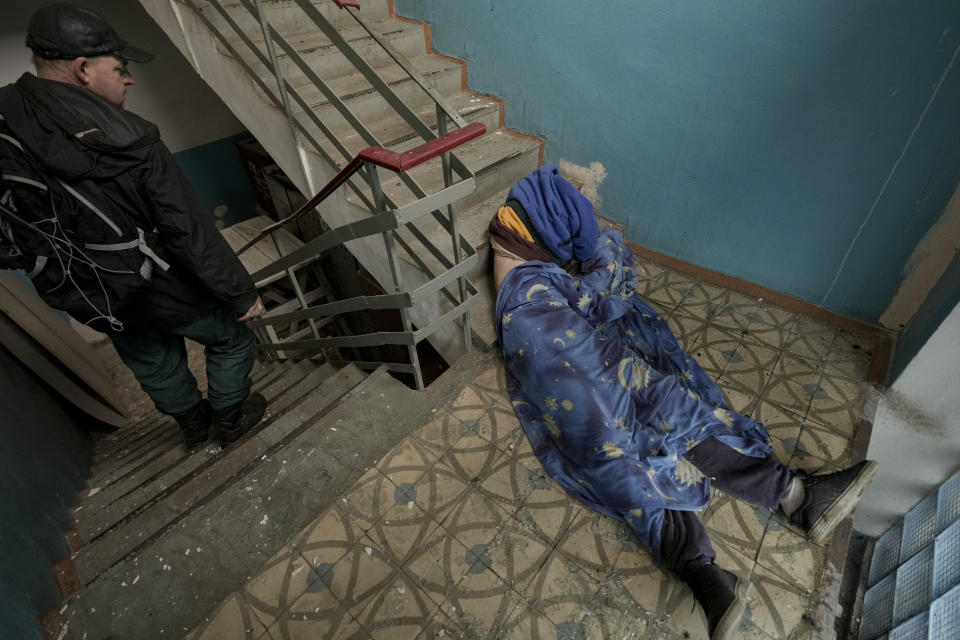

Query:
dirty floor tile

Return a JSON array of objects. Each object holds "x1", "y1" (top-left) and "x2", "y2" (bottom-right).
[{"x1": 196, "y1": 261, "x2": 875, "y2": 640}]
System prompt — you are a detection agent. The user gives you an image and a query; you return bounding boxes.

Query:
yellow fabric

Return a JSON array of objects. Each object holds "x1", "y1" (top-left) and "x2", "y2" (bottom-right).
[{"x1": 497, "y1": 205, "x2": 534, "y2": 243}]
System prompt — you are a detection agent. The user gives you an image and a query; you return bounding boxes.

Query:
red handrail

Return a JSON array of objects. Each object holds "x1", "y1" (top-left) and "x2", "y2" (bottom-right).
[
  {"x1": 235, "y1": 122, "x2": 486, "y2": 256},
  {"x1": 332, "y1": 0, "x2": 360, "y2": 9},
  {"x1": 357, "y1": 122, "x2": 485, "y2": 172}
]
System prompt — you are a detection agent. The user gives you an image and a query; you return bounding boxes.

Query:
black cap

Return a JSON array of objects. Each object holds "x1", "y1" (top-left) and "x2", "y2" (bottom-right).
[{"x1": 26, "y1": 3, "x2": 154, "y2": 63}]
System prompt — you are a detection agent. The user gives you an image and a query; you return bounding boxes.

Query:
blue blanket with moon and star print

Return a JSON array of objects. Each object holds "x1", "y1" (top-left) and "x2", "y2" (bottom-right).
[{"x1": 495, "y1": 227, "x2": 773, "y2": 561}]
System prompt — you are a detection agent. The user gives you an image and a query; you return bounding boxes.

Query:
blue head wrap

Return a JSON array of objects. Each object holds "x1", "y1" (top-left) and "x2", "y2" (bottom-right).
[{"x1": 507, "y1": 165, "x2": 598, "y2": 262}]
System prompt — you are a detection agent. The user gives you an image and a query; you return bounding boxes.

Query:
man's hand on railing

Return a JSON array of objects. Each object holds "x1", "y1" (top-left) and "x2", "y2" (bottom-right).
[{"x1": 239, "y1": 297, "x2": 265, "y2": 321}]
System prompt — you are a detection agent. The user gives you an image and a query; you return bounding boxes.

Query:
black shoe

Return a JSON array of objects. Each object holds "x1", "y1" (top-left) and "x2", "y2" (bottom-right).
[
  {"x1": 213, "y1": 393, "x2": 266, "y2": 446},
  {"x1": 682, "y1": 563, "x2": 750, "y2": 640},
  {"x1": 172, "y1": 399, "x2": 211, "y2": 449},
  {"x1": 786, "y1": 460, "x2": 879, "y2": 544}
]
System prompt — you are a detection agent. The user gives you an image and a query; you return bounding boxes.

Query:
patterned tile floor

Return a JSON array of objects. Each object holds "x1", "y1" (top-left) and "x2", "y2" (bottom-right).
[{"x1": 186, "y1": 256, "x2": 878, "y2": 640}]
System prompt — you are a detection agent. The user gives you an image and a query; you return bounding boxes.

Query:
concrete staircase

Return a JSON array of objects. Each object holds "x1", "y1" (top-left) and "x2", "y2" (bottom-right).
[
  {"x1": 43, "y1": 4, "x2": 541, "y2": 635},
  {"x1": 137, "y1": 0, "x2": 542, "y2": 354},
  {"x1": 49, "y1": 351, "x2": 491, "y2": 639}
]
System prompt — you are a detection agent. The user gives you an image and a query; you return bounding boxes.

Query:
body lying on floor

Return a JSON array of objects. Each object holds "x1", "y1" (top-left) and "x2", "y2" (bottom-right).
[{"x1": 490, "y1": 165, "x2": 878, "y2": 640}]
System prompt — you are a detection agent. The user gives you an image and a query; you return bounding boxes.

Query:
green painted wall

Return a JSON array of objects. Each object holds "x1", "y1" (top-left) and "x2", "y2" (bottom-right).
[{"x1": 172, "y1": 133, "x2": 261, "y2": 228}]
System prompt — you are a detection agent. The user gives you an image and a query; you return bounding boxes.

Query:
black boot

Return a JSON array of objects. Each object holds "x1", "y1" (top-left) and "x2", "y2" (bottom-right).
[
  {"x1": 172, "y1": 399, "x2": 211, "y2": 449},
  {"x1": 212, "y1": 392, "x2": 266, "y2": 446},
  {"x1": 681, "y1": 563, "x2": 750, "y2": 640},
  {"x1": 785, "y1": 459, "x2": 878, "y2": 544}
]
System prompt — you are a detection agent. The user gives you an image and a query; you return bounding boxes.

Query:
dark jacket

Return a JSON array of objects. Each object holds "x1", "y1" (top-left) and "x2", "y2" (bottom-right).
[{"x1": 0, "y1": 73, "x2": 257, "y2": 333}]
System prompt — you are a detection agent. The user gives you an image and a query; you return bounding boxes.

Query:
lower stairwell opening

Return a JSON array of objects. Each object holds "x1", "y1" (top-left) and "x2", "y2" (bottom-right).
[
  {"x1": 351, "y1": 267, "x2": 450, "y2": 389},
  {"x1": 238, "y1": 155, "x2": 460, "y2": 390}
]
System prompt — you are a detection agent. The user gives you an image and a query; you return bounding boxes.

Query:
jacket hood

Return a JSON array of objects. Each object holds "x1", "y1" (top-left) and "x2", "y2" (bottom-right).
[{"x1": 0, "y1": 72, "x2": 160, "y2": 179}]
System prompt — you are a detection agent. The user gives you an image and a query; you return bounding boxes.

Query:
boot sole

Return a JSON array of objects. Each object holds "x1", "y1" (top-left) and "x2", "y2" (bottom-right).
[
  {"x1": 711, "y1": 571, "x2": 752, "y2": 640},
  {"x1": 807, "y1": 460, "x2": 879, "y2": 544}
]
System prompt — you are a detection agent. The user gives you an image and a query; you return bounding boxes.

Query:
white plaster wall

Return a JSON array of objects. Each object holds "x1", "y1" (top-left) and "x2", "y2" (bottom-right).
[
  {"x1": 856, "y1": 301, "x2": 960, "y2": 536},
  {"x1": 0, "y1": 0, "x2": 244, "y2": 153}
]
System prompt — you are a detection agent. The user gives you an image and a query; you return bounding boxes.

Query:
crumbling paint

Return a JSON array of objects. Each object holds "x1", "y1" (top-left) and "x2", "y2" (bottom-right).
[
  {"x1": 880, "y1": 183, "x2": 960, "y2": 330},
  {"x1": 557, "y1": 160, "x2": 608, "y2": 211}
]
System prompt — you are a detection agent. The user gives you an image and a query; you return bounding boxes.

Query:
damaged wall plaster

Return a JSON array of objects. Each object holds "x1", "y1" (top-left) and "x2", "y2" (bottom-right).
[
  {"x1": 880, "y1": 183, "x2": 960, "y2": 330},
  {"x1": 557, "y1": 160, "x2": 608, "y2": 211}
]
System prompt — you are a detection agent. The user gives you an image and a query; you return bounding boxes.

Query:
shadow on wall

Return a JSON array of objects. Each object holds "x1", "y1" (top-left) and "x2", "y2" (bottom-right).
[
  {"x1": 173, "y1": 133, "x2": 262, "y2": 228},
  {"x1": 0, "y1": 343, "x2": 93, "y2": 640}
]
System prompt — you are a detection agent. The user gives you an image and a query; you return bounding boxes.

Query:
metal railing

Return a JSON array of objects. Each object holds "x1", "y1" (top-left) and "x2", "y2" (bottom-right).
[{"x1": 184, "y1": 0, "x2": 483, "y2": 388}]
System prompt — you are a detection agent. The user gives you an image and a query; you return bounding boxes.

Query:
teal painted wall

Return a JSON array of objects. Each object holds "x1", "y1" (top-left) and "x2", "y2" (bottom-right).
[
  {"x1": 396, "y1": 0, "x2": 960, "y2": 322},
  {"x1": 172, "y1": 133, "x2": 260, "y2": 227}
]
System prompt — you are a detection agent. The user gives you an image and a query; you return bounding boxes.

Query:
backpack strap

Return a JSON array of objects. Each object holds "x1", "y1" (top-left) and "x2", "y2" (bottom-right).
[
  {"x1": 1, "y1": 129, "x2": 124, "y2": 239},
  {"x1": 0, "y1": 168, "x2": 49, "y2": 276},
  {"x1": 2, "y1": 173, "x2": 47, "y2": 191},
  {"x1": 85, "y1": 227, "x2": 171, "y2": 273},
  {"x1": 0, "y1": 132, "x2": 24, "y2": 152},
  {"x1": 25, "y1": 255, "x2": 47, "y2": 278},
  {"x1": 55, "y1": 178, "x2": 123, "y2": 237}
]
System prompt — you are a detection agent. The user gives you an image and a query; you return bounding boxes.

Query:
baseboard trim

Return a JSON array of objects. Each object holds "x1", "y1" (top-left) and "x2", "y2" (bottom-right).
[{"x1": 603, "y1": 218, "x2": 893, "y2": 340}]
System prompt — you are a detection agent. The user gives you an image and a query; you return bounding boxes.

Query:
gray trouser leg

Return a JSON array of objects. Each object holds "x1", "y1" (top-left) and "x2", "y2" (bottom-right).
[{"x1": 110, "y1": 306, "x2": 254, "y2": 415}]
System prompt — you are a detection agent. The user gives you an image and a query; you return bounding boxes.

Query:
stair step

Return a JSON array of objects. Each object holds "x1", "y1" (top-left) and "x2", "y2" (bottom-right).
[
  {"x1": 76, "y1": 363, "x2": 340, "y2": 543},
  {"x1": 338, "y1": 130, "x2": 538, "y2": 264},
  {"x1": 409, "y1": 188, "x2": 509, "y2": 350},
  {"x1": 71, "y1": 363, "x2": 367, "y2": 585},
  {"x1": 397, "y1": 184, "x2": 506, "y2": 276},
  {"x1": 281, "y1": 53, "x2": 464, "y2": 137},
  {"x1": 88, "y1": 421, "x2": 181, "y2": 486},
  {"x1": 90, "y1": 414, "x2": 164, "y2": 464},
  {"x1": 208, "y1": 0, "x2": 391, "y2": 40},
  {"x1": 92, "y1": 359, "x2": 273, "y2": 449},
  {"x1": 84, "y1": 361, "x2": 310, "y2": 489},
  {"x1": 94, "y1": 410, "x2": 162, "y2": 449},
  {"x1": 337, "y1": 132, "x2": 534, "y2": 357},
  {"x1": 369, "y1": 130, "x2": 539, "y2": 212},
  {"x1": 61, "y1": 365, "x2": 422, "y2": 639},
  {"x1": 312, "y1": 92, "x2": 501, "y2": 166},
  {"x1": 224, "y1": 17, "x2": 427, "y2": 83},
  {"x1": 189, "y1": 0, "x2": 530, "y2": 364},
  {"x1": 90, "y1": 361, "x2": 283, "y2": 465}
]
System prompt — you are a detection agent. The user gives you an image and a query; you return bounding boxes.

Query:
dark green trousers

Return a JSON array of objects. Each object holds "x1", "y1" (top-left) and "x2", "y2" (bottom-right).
[{"x1": 110, "y1": 305, "x2": 254, "y2": 415}]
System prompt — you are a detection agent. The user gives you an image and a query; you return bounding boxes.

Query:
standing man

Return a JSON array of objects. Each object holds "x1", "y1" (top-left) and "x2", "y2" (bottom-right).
[{"x1": 0, "y1": 4, "x2": 266, "y2": 448}]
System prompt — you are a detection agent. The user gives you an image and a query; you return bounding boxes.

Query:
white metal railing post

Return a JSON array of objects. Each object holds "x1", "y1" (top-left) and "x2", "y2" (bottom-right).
[
  {"x1": 268, "y1": 230, "x2": 323, "y2": 342},
  {"x1": 251, "y1": 0, "x2": 312, "y2": 190},
  {"x1": 365, "y1": 164, "x2": 424, "y2": 390},
  {"x1": 436, "y1": 104, "x2": 472, "y2": 352},
  {"x1": 183, "y1": 0, "x2": 488, "y2": 387}
]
